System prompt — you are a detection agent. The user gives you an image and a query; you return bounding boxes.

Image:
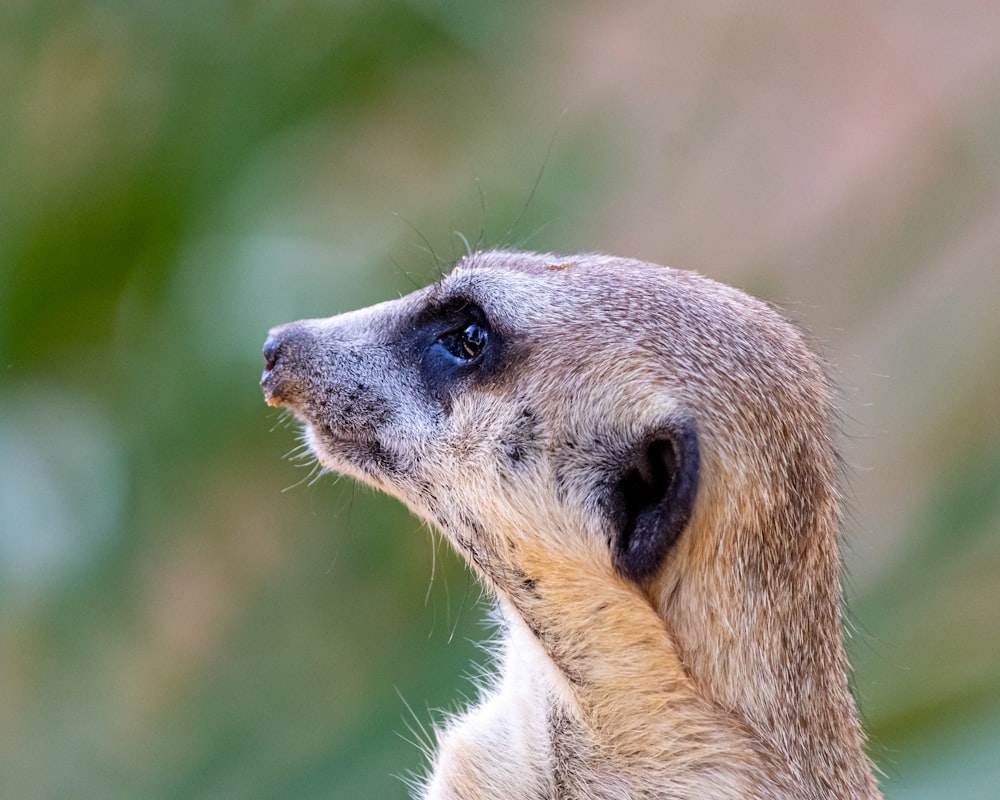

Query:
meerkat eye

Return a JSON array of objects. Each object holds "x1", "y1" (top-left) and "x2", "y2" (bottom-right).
[
  {"x1": 458, "y1": 323, "x2": 488, "y2": 359},
  {"x1": 438, "y1": 320, "x2": 490, "y2": 362}
]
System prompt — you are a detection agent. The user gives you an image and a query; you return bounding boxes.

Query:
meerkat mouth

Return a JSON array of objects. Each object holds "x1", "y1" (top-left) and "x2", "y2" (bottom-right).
[
  {"x1": 259, "y1": 369, "x2": 283, "y2": 408},
  {"x1": 312, "y1": 424, "x2": 378, "y2": 449},
  {"x1": 260, "y1": 370, "x2": 295, "y2": 411},
  {"x1": 307, "y1": 423, "x2": 407, "y2": 479}
]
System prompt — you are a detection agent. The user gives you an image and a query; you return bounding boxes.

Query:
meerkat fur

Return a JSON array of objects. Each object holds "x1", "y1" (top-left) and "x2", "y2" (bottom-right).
[{"x1": 261, "y1": 250, "x2": 881, "y2": 799}]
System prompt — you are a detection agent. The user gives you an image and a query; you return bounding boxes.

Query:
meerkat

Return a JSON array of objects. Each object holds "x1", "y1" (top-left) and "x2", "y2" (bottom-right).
[{"x1": 260, "y1": 250, "x2": 882, "y2": 799}]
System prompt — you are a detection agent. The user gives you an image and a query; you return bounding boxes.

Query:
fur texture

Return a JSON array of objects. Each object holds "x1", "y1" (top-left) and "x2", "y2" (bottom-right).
[{"x1": 261, "y1": 250, "x2": 881, "y2": 799}]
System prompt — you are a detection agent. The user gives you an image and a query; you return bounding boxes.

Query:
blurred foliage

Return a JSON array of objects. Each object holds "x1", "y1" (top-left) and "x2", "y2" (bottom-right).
[{"x1": 2, "y1": 1, "x2": 999, "y2": 798}]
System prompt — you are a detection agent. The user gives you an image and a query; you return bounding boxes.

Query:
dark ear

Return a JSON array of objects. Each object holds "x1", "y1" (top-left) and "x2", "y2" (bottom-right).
[{"x1": 611, "y1": 418, "x2": 700, "y2": 582}]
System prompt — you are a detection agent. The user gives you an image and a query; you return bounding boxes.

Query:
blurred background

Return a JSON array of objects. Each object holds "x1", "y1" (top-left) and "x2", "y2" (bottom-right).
[{"x1": 2, "y1": 1, "x2": 999, "y2": 797}]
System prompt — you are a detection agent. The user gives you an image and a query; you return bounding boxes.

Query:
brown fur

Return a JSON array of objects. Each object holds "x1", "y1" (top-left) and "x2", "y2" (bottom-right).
[{"x1": 261, "y1": 250, "x2": 881, "y2": 799}]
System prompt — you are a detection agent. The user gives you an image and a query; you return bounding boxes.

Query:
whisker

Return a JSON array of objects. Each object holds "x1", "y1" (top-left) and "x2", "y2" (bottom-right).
[{"x1": 448, "y1": 570, "x2": 473, "y2": 644}]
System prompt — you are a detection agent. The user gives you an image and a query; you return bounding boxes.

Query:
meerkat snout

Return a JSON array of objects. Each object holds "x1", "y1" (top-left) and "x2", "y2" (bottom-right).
[
  {"x1": 260, "y1": 333, "x2": 285, "y2": 406},
  {"x1": 260, "y1": 324, "x2": 322, "y2": 410},
  {"x1": 262, "y1": 249, "x2": 881, "y2": 800}
]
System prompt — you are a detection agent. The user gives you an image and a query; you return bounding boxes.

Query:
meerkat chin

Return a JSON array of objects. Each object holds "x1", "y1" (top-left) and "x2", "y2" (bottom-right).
[{"x1": 261, "y1": 250, "x2": 881, "y2": 800}]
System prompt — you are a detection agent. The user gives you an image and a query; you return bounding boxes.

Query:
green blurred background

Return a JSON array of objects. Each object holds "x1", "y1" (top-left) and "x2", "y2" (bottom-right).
[{"x1": 2, "y1": 2, "x2": 999, "y2": 797}]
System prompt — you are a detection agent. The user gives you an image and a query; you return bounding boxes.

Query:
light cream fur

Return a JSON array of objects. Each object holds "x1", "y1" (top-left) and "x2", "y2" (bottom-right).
[{"x1": 261, "y1": 250, "x2": 881, "y2": 799}]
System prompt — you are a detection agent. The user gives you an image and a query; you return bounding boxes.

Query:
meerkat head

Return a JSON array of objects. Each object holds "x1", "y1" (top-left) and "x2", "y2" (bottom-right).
[
  {"x1": 262, "y1": 250, "x2": 849, "y2": 742},
  {"x1": 262, "y1": 246, "x2": 835, "y2": 581},
  {"x1": 261, "y1": 251, "x2": 718, "y2": 583}
]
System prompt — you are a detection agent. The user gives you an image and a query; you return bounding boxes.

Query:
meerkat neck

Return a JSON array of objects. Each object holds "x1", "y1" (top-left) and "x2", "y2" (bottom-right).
[
  {"x1": 497, "y1": 544, "x2": 805, "y2": 793},
  {"x1": 658, "y1": 466, "x2": 878, "y2": 797}
]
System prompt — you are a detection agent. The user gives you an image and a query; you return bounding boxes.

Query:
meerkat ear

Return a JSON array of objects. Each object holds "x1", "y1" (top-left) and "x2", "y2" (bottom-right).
[{"x1": 611, "y1": 418, "x2": 700, "y2": 582}]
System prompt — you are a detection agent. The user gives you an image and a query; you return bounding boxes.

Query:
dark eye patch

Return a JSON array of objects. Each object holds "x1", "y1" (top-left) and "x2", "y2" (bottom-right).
[
  {"x1": 429, "y1": 300, "x2": 492, "y2": 367},
  {"x1": 405, "y1": 296, "x2": 504, "y2": 410}
]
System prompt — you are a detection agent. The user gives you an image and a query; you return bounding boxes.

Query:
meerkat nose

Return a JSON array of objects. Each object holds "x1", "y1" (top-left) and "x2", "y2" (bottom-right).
[
  {"x1": 260, "y1": 332, "x2": 287, "y2": 407},
  {"x1": 263, "y1": 334, "x2": 281, "y2": 372}
]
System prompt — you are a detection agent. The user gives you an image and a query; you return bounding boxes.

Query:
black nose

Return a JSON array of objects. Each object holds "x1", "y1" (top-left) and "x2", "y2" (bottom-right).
[
  {"x1": 263, "y1": 334, "x2": 281, "y2": 372},
  {"x1": 261, "y1": 330, "x2": 290, "y2": 407}
]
